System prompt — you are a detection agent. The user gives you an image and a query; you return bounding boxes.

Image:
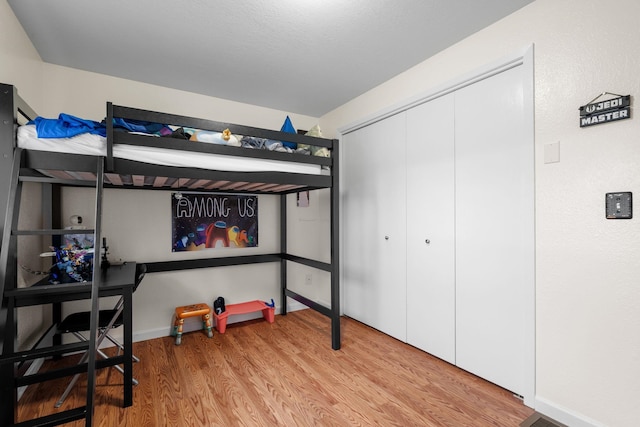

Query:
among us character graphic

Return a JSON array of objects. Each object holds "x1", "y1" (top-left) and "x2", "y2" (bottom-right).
[
  {"x1": 228, "y1": 225, "x2": 249, "y2": 247},
  {"x1": 203, "y1": 221, "x2": 256, "y2": 248},
  {"x1": 206, "y1": 221, "x2": 229, "y2": 248},
  {"x1": 174, "y1": 221, "x2": 256, "y2": 250}
]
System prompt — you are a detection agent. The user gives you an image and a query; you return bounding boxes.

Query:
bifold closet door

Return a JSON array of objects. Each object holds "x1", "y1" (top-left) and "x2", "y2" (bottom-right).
[
  {"x1": 454, "y1": 65, "x2": 533, "y2": 397},
  {"x1": 342, "y1": 112, "x2": 407, "y2": 341},
  {"x1": 406, "y1": 94, "x2": 456, "y2": 364}
]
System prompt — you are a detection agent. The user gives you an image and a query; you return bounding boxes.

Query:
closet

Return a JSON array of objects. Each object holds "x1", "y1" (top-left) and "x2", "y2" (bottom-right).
[
  {"x1": 342, "y1": 113, "x2": 407, "y2": 341},
  {"x1": 342, "y1": 56, "x2": 533, "y2": 400},
  {"x1": 406, "y1": 93, "x2": 456, "y2": 365}
]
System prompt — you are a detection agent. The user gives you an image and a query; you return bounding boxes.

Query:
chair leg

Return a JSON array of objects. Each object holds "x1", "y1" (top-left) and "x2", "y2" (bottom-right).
[
  {"x1": 80, "y1": 329, "x2": 140, "y2": 363},
  {"x1": 55, "y1": 346, "x2": 140, "y2": 408},
  {"x1": 55, "y1": 371, "x2": 82, "y2": 408},
  {"x1": 55, "y1": 338, "x2": 91, "y2": 408},
  {"x1": 103, "y1": 333, "x2": 140, "y2": 363},
  {"x1": 54, "y1": 330, "x2": 139, "y2": 408},
  {"x1": 96, "y1": 348, "x2": 139, "y2": 385}
]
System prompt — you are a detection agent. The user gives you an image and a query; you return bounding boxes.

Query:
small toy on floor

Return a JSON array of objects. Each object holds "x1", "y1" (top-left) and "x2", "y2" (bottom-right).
[
  {"x1": 214, "y1": 296, "x2": 225, "y2": 315},
  {"x1": 213, "y1": 300, "x2": 275, "y2": 334}
]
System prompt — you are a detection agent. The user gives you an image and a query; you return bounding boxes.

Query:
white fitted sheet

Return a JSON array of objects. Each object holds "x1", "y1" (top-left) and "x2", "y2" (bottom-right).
[{"x1": 17, "y1": 125, "x2": 321, "y2": 175}]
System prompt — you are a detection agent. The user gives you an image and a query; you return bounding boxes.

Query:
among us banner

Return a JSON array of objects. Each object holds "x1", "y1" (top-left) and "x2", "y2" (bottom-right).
[{"x1": 172, "y1": 192, "x2": 258, "y2": 251}]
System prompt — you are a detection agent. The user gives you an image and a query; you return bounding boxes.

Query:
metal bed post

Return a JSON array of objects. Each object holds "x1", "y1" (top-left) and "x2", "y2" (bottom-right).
[
  {"x1": 280, "y1": 194, "x2": 288, "y2": 316},
  {"x1": 0, "y1": 84, "x2": 16, "y2": 245},
  {"x1": 0, "y1": 149, "x2": 23, "y2": 425},
  {"x1": 330, "y1": 139, "x2": 341, "y2": 350}
]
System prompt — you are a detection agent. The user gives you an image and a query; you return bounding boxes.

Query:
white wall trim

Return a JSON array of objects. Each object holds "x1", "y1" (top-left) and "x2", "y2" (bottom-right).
[
  {"x1": 131, "y1": 300, "x2": 308, "y2": 343},
  {"x1": 521, "y1": 44, "x2": 536, "y2": 410},
  {"x1": 338, "y1": 44, "x2": 534, "y2": 136},
  {"x1": 535, "y1": 397, "x2": 607, "y2": 427}
]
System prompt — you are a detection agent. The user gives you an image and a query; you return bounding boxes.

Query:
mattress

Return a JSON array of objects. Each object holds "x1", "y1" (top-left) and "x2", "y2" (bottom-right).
[{"x1": 17, "y1": 125, "x2": 322, "y2": 175}]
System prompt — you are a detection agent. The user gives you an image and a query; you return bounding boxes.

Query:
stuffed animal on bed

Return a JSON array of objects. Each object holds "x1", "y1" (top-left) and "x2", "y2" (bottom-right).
[
  {"x1": 190, "y1": 130, "x2": 240, "y2": 146},
  {"x1": 280, "y1": 116, "x2": 297, "y2": 149},
  {"x1": 299, "y1": 124, "x2": 330, "y2": 157}
]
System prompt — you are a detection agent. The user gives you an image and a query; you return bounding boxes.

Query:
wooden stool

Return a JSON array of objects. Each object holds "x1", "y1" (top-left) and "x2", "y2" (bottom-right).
[{"x1": 173, "y1": 303, "x2": 213, "y2": 345}]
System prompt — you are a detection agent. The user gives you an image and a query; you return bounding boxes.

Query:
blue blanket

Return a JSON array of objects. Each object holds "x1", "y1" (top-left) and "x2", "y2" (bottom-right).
[
  {"x1": 29, "y1": 114, "x2": 172, "y2": 138},
  {"x1": 30, "y1": 113, "x2": 106, "y2": 138}
]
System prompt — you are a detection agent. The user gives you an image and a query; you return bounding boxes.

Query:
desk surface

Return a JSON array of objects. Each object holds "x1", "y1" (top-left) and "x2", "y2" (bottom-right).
[{"x1": 6, "y1": 262, "x2": 137, "y2": 307}]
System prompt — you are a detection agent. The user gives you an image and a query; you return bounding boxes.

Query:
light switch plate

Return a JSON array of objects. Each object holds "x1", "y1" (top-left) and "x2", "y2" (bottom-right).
[
  {"x1": 606, "y1": 192, "x2": 632, "y2": 219},
  {"x1": 544, "y1": 142, "x2": 560, "y2": 164}
]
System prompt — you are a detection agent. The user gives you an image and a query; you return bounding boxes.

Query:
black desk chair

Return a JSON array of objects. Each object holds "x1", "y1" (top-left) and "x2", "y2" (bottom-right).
[{"x1": 54, "y1": 263, "x2": 147, "y2": 408}]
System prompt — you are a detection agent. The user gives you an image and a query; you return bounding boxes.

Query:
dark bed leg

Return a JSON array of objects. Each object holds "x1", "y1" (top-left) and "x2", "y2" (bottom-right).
[
  {"x1": 0, "y1": 84, "x2": 15, "y2": 241},
  {"x1": 331, "y1": 138, "x2": 341, "y2": 350},
  {"x1": 280, "y1": 193, "x2": 287, "y2": 316}
]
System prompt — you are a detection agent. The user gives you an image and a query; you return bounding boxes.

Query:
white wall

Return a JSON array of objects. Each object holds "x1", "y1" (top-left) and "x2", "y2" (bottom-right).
[
  {"x1": 59, "y1": 187, "x2": 287, "y2": 340},
  {"x1": 34, "y1": 66, "x2": 334, "y2": 334},
  {"x1": 319, "y1": 1, "x2": 640, "y2": 426},
  {"x1": 0, "y1": 0, "x2": 43, "y2": 109},
  {"x1": 0, "y1": 0, "x2": 48, "y2": 351},
  {"x1": 1, "y1": 0, "x2": 331, "y2": 343},
  {"x1": 5, "y1": 0, "x2": 639, "y2": 425}
]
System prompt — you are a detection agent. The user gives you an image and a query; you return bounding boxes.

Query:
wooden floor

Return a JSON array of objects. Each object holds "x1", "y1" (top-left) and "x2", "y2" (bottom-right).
[{"x1": 18, "y1": 309, "x2": 533, "y2": 426}]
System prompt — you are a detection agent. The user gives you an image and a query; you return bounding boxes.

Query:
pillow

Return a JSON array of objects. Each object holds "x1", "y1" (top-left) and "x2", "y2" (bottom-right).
[
  {"x1": 305, "y1": 124, "x2": 322, "y2": 138},
  {"x1": 190, "y1": 130, "x2": 240, "y2": 146},
  {"x1": 301, "y1": 124, "x2": 330, "y2": 157}
]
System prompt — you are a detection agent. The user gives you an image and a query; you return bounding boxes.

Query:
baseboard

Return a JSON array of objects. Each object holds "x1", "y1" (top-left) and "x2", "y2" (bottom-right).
[
  {"x1": 133, "y1": 301, "x2": 308, "y2": 343},
  {"x1": 535, "y1": 396, "x2": 607, "y2": 427},
  {"x1": 520, "y1": 412, "x2": 567, "y2": 427},
  {"x1": 285, "y1": 299, "x2": 308, "y2": 313}
]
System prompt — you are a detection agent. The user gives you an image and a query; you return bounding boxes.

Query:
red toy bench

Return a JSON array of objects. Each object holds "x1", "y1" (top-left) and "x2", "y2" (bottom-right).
[{"x1": 213, "y1": 300, "x2": 275, "y2": 333}]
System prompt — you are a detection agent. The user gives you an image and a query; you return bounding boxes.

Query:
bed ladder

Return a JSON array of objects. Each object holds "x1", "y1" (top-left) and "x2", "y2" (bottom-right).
[{"x1": 0, "y1": 148, "x2": 105, "y2": 427}]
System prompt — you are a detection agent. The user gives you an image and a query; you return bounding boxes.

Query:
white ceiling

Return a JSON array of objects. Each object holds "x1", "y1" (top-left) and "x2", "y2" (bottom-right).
[{"x1": 8, "y1": 0, "x2": 534, "y2": 117}]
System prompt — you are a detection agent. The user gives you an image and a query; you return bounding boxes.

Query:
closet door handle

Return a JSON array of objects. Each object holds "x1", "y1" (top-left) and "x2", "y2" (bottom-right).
[
  {"x1": 385, "y1": 235, "x2": 389, "y2": 241},
  {"x1": 425, "y1": 239, "x2": 431, "y2": 245}
]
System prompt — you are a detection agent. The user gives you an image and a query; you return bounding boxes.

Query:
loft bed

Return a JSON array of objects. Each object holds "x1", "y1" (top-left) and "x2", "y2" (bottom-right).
[
  {"x1": 0, "y1": 83, "x2": 340, "y2": 425},
  {"x1": 18, "y1": 103, "x2": 334, "y2": 192}
]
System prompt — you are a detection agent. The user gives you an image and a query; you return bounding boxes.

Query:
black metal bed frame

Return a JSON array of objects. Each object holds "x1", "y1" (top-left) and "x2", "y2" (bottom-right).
[{"x1": 0, "y1": 83, "x2": 340, "y2": 427}]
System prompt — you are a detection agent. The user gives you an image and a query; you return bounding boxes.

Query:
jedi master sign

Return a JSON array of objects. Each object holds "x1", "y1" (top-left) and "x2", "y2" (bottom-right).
[{"x1": 579, "y1": 95, "x2": 630, "y2": 127}]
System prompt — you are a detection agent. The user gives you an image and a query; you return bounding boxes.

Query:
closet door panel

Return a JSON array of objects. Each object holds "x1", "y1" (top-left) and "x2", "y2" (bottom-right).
[
  {"x1": 342, "y1": 113, "x2": 407, "y2": 341},
  {"x1": 454, "y1": 65, "x2": 532, "y2": 396},
  {"x1": 405, "y1": 95, "x2": 455, "y2": 363}
]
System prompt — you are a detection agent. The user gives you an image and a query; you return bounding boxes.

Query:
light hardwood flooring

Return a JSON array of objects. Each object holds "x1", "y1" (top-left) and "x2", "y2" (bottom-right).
[{"x1": 18, "y1": 309, "x2": 533, "y2": 426}]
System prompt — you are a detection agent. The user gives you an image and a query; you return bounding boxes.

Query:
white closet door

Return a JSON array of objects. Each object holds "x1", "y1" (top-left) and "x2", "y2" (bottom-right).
[
  {"x1": 454, "y1": 65, "x2": 533, "y2": 396},
  {"x1": 342, "y1": 112, "x2": 407, "y2": 341},
  {"x1": 406, "y1": 94, "x2": 456, "y2": 363}
]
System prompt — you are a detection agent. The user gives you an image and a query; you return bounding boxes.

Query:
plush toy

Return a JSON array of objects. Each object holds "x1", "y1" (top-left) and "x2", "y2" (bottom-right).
[
  {"x1": 298, "y1": 124, "x2": 329, "y2": 157},
  {"x1": 190, "y1": 130, "x2": 240, "y2": 146},
  {"x1": 280, "y1": 116, "x2": 297, "y2": 149}
]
